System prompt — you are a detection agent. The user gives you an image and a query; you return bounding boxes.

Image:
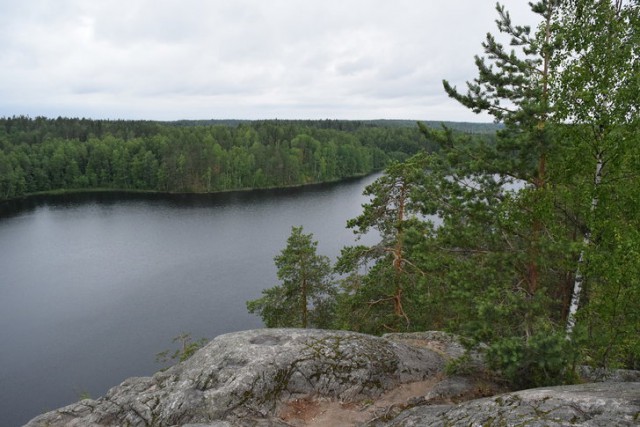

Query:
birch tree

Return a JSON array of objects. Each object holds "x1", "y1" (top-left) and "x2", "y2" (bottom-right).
[{"x1": 552, "y1": 0, "x2": 640, "y2": 361}]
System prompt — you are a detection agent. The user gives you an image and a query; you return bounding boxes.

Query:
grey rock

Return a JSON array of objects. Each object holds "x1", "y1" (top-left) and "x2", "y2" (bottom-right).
[
  {"x1": 424, "y1": 376, "x2": 475, "y2": 402},
  {"x1": 578, "y1": 365, "x2": 640, "y2": 383},
  {"x1": 25, "y1": 329, "x2": 640, "y2": 427},
  {"x1": 383, "y1": 331, "x2": 469, "y2": 360},
  {"x1": 383, "y1": 331, "x2": 485, "y2": 370},
  {"x1": 25, "y1": 329, "x2": 444, "y2": 427},
  {"x1": 379, "y1": 382, "x2": 640, "y2": 427},
  {"x1": 182, "y1": 423, "x2": 234, "y2": 427}
]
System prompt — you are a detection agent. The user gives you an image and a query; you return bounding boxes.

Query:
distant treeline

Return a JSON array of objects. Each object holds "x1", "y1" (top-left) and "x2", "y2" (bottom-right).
[
  {"x1": 0, "y1": 116, "x2": 444, "y2": 199},
  {"x1": 0, "y1": 116, "x2": 493, "y2": 200},
  {"x1": 168, "y1": 118, "x2": 503, "y2": 134}
]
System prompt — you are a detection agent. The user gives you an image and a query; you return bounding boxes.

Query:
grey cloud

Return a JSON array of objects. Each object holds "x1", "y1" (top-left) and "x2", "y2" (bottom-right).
[
  {"x1": 335, "y1": 57, "x2": 375, "y2": 76},
  {"x1": 0, "y1": 0, "x2": 540, "y2": 121}
]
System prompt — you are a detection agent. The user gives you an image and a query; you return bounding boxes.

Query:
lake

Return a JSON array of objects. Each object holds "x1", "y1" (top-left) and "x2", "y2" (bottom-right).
[{"x1": 0, "y1": 174, "x2": 380, "y2": 426}]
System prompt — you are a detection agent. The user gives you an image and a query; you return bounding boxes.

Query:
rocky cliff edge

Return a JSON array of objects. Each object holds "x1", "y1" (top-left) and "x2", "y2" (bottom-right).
[{"x1": 24, "y1": 329, "x2": 640, "y2": 427}]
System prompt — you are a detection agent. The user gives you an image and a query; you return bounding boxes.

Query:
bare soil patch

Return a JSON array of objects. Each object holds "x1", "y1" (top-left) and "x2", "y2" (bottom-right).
[{"x1": 277, "y1": 377, "x2": 441, "y2": 427}]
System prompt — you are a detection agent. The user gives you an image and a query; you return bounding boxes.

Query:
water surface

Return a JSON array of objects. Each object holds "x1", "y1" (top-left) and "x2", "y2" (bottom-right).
[{"x1": 0, "y1": 175, "x2": 380, "y2": 426}]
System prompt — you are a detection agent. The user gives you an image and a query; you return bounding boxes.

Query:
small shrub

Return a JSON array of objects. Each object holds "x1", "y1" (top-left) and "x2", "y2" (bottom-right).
[
  {"x1": 156, "y1": 333, "x2": 208, "y2": 364},
  {"x1": 485, "y1": 331, "x2": 576, "y2": 389},
  {"x1": 445, "y1": 352, "x2": 476, "y2": 376}
]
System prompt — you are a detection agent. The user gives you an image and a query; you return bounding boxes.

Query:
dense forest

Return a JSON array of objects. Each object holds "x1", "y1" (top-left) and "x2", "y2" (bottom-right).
[
  {"x1": 248, "y1": 0, "x2": 640, "y2": 390},
  {"x1": 0, "y1": 117, "x2": 453, "y2": 200}
]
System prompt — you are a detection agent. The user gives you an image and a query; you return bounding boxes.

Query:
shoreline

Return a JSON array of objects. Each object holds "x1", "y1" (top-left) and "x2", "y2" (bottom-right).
[{"x1": 0, "y1": 171, "x2": 382, "y2": 204}]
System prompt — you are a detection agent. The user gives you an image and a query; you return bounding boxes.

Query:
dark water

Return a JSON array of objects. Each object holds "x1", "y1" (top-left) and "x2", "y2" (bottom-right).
[{"x1": 0, "y1": 175, "x2": 380, "y2": 426}]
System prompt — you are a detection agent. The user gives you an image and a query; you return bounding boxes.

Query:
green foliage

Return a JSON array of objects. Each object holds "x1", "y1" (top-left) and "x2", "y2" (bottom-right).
[
  {"x1": 550, "y1": 0, "x2": 640, "y2": 361},
  {"x1": 75, "y1": 389, "x2": 92, "y2": 401},
  {"x1": 0, "y1": 117, "x2": 438, "y2": 201},
  {"x1": 331, "y1": 0, "x2": 640, "y2": 388},
  {"x1": 247, "y1": 226, "x2": 335, "y2": 328},
  {"x1": 334, "y1": 154, "x2": 435, "y2": 333},
  {"x1": 579, "y1": 225, "x2": 640, "y2": 369},
  {"x1": 485, "y1": 329, "x2": 576, "y2": 389},
  {"x1": 155, "y1": 333, "x2": 208, "y2": 364},
  {"x1": 444, "y1": 352, "x2": 477, "y2": 377},
  {"x1": 443, "y1": 1, "x2": 557, "y2": 186}
]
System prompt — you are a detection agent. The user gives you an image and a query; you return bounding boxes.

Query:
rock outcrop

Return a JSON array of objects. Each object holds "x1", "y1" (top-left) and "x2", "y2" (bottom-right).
[
  {"x1": 25, "y1": 329, "x2": 445, "y2": 427},
  {"x1": 373, "y1": 382, "x2": 640, "y2": 427},
  {"x1": 24, "y1": 329, "x2": 640, "y2": 427}
]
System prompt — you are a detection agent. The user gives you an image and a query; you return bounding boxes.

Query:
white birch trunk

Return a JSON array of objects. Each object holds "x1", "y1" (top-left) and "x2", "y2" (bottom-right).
[{"x1": 566, "y1": 153, "x2": 604, "y2": 338}]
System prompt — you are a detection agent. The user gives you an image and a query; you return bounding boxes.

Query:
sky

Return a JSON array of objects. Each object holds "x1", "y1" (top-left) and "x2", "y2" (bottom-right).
[{"x1": 0, "y1": 1, "x2": 540, "y2": 122}]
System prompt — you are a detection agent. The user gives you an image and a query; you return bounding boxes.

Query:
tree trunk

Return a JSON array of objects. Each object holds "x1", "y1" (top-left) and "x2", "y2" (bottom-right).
[
  {"x1": 301, "y1": 275, "x2": 308, "y2": 328},
  {"x1": 393, "y1": 181, "x2": 407, "y2": 319},
  {"x1": 566, "y1": 152, "x2": 604, "y2": 337}
]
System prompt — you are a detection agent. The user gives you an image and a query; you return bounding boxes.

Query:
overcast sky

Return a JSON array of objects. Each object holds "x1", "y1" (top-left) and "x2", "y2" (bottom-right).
[{"x1": 0, "y1": 1, "x2": 540, "y2": 122}]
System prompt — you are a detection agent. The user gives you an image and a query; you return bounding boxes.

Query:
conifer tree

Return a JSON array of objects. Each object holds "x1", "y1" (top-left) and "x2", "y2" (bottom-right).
[
  {"x1": 247, "y1": 226, "x2": 334, "y2": 328},
  {"x1": 428, "y1": 2, "x2": 578, "y2": 386},
  {"x1": 330, "y1": 0, "x2": 639, "y2": 384},
  {"x1": 443, "y1": 1, "x2": 558, "y2": 297},
  {"x1": 335, "y1": 155, "x2": 431, "y2": 333}
]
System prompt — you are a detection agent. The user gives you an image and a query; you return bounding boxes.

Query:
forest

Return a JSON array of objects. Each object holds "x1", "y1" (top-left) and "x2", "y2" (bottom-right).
[
  {"x1": 0, "y1": 117, "x2": 451, "y2": 200},
  {"x1": 248, "y1": 0, "x2": 640, "y2": 389}
]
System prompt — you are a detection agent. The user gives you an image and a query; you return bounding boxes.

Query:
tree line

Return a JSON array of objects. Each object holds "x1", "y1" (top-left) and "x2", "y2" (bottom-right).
[
  {"x1": 248, "y1": 0, "x2": 640, "y2": 390},
  {"x1": 0, "y1": 117, "x2": 437, "y2": 200}
]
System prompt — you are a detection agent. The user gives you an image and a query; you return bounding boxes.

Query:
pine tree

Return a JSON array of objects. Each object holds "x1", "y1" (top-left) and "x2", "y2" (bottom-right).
[
  {"x1": 247, "y1": 226, "x2": 334, "y2": 328},
  {"x1": 443, "y1": 1, "x2": 559, "y2": 297},
  {"x1": 422, "y1": 2, "x2": 579, "y2": 387},
  {"x1": 335, "y1": 155, "x2": 431, "y2": 333}
]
